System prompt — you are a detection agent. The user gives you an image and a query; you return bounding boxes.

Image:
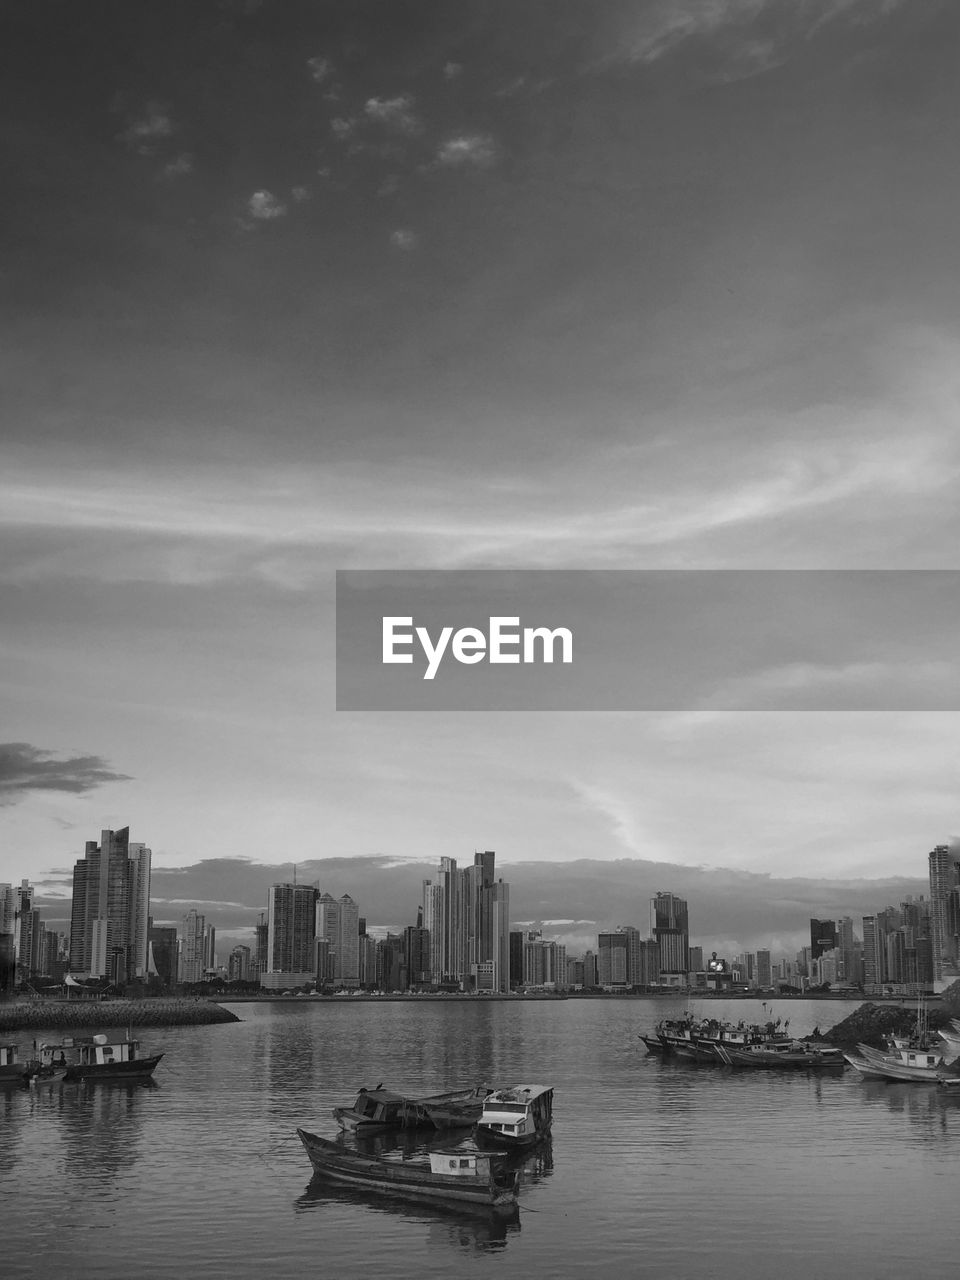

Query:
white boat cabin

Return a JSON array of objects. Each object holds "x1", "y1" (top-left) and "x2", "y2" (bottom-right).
[
  {"x1": 478, "y1": 1084, "x2": 553, "y2": 1140},
  {"x1": 428, "y1": 1152, "x2": 494, "y2": 1180},
  {"x1": 39, "y1": 1034, "x2": 141, "y2": 1068},
  {"x1": 1, "y1": 1044, "x2": 21, "y2": 1068}
]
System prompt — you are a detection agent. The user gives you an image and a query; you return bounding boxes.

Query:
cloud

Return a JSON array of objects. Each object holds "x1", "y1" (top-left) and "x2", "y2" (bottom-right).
[
  {"x1": 364, "y1": 95, "x2": 422, "y2": 135},
  {"x1": 443, "y1": 62, "x2": 462, "y2": 80},
  {"x1": 118, "y1": 101, "x2": 175, "y2": 154},
  {"x1": 246, "y1": 190, "x2": 287, "y2": 220},
  {"x1": 389, "y1": 228, "x2": 418, "y2": 251},
  {"x1": 306, "y1": 55, "x2": 333, "y2": 84},
  {"x1": 435, "y1": 134, "x2": 499, "y2": 168},
  {"x1": 0, "y1": 743, "x2": 131, "y2": 806},
  {"x1": 330, "y1": 117, "x2": 357, "y2": 141},
  {"x1": 161, "y1": 153, "x2": 194, "y2": 179}
]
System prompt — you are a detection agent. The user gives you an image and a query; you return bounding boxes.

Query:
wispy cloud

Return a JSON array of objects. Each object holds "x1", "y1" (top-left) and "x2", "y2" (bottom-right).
[
  {"x1": 161, "y1": 152, "x2": 194, "y2": 179},
  {"x1": 435, "y1": 134, "x2": 499, "y2": 168},
  {"x1": 0, "y1": 743, "x2": 131, "y2": 806},
  {"x1": 389, "y1": 228, "x2": 418, "y2": 251},
  {"x1": 118, "y1": 101, "x2": 175, "y2": 154},
  {"x1": 245, "y1": 190, "x2": 287, "y2": 221},
  {"x1": 364, "y1": 94, "x2": 421, "y2": 135},
  {"x1": 306, "y1": 55, "x2": 334, "y2": 84}
]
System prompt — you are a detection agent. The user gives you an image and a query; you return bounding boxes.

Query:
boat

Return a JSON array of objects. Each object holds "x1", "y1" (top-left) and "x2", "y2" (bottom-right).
[
  {"x1": 0, "y1": 1043, "x2": 28, "y2": 1085},
  {"x1": 644, "y1": 1016, "x2": 794, "y2": 1062},
  {"x1": 295, "y1": 1128, "x2": 520, "y2": 1214},
  {"x1": 713, "y1": 1042, "x2": 846, "y2": 1071},
  {"x1": 333, "y1": 1084, "x2": 492, "y2": 1133},
  {"x1": 34, "y1": 1033, "x2": 163, "y2": 1081},
  {"x1": 475, "y1": 1084, "x2": 554, "y2": 1149},
  {"x1": 843, "y1": 1039, "x2": 960, "y2": 1084},
  {"x1": 420, "y1": 1085, "x2": 494, "y2": 1129}
]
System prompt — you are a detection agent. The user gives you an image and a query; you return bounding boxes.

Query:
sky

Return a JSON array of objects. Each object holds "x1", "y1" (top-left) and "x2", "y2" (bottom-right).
[{"x1": 3, "y1": 0, "x2": 960, "y2": 951}]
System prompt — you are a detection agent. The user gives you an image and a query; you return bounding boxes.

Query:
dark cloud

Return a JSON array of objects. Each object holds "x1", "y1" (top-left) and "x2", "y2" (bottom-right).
[
  {"x1": 0, "y1": 743, "x2": 131, "y2": 806},
  {"x1": 29, "y1": 854, "x2": 928, "y2": 959}
]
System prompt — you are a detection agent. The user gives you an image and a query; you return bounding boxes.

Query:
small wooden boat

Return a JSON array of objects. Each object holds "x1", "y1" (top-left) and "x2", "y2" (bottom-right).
[
  {"x1": 333, "y1": 1085, "x2": 490, "y2": 1133},
  {"x1": 0, "y1": 1043, "x2": 28, "y2": 1085},
  {"x1": 420, "y1": 1086, "x2": 493, "y2": 1129},
  {"x1": 296, "y1": 1128, "x2": 520, "y2": 1213},
  {"x1": 35, "y1": 1034, "x2": 163, "y2": 1081},
  {"x1": 714, "y1": 1042, "x2": 846, "y2": 1071},
  {"x1": 475, "y1": 1084, "x2": 554, "y2": 1149}
]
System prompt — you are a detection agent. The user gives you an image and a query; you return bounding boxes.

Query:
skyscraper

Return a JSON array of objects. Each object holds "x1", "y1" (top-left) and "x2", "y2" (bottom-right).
[
  {"x1": 69, "y1": 828, "x2": 150, "y2": 980},
  {"x1": 179, "y1": 909, "x2": 206, "y2": 984},
  {"x1": 265, "y1": 882, "x2": 317, "y2": 988},
  {"x1": 652, "y1": 891, "x2": 689, "y2": 976},
  {"x1": 929, "y1": 844, "x2": 960, "y2": 983}
]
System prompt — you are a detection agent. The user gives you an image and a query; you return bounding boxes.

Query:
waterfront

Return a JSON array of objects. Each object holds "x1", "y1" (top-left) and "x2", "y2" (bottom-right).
[{"x1": 4, "y1": 997, "x2": 960, "y2": 1279}]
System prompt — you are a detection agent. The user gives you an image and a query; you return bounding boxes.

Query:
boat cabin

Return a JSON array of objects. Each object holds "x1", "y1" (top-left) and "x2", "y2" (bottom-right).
[
  {"x1": 0, "y1": 1044, "x2": 20, "y2": 1068},
  {"x1": 477, "y1": 1084, "x2": 554, "y2": 1142},
  {"x1": 39, "y1": 1035, "x2": 142, "y2": 1069},
  {"x1": 428, "y1": 1152, "x2": 495, "y2": 1179}
]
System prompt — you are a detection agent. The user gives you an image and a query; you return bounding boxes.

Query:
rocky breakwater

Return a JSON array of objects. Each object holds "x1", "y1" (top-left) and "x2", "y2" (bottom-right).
[
  {"x1": 820, "y1": 984, "x2": 960, "y2": 1053},
  {"x1": 0, "y1": 998, "x2": 241, "y2": 1033}
]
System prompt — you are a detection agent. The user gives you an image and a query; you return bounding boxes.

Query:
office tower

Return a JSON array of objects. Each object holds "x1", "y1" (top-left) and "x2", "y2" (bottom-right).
[
  {"x1": 0, "y1": 883, "x2": 14, "y2": 937},
  {"x1": 421, "y1": 857, "x2": 462, "y2": 986},
  {"x1": 179, "y1": 909, "x2": 206, "y2": 984},
  {"x1": 228, "y1": 945, "x2": 251, "y2": 982},
  {"x1": 69, "y1": 828, "x2": 148, "y2": 981},
  {"x1": 335, "y1": 894, "x2": 360, "y2": 988},
  {"x1": 128, "y1": 842, "x2": 152, "y2": 978},
  {"x1": 756, "y1": 950, "x2": 772, "y2": 987},
  {"x1": 861, "y1": 916, "x2": 880, "y2": 988},
  {"x1": 598, "y1": 931, "x2": 629, "y2": 986},
  {"x1": 652, "y1": 892, "x2": 689, "y2": 975},
  {"x1": 403, "y1": 907, "x2": 430, "y2": 989},
  {"x1": 929, "y1": 845, "x2": 960, "y2": 982},
  {"x1": 810, "y1": 918, "x2": 837, "y2": 961},
  {"x1": 267, "y1": 883, "x2": 317, "y2": 981},
  {"x1": 490, "y1": 879, "x2": 510, "y2": 993},
  {"x1": 147, "y1": 924, "x2": 178, "y2": 987},
  {"x1": 509, "y1": 930, "x2": 524, "y2": 988}
]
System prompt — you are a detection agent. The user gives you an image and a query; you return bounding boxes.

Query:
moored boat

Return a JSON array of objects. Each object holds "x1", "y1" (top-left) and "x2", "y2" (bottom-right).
[
  {"x1": 1, "y1": 1043, "x2": 25, "y2": 1084},
  {"x1": 333, "y1": 1085, "x2": 491, "y2": 1133},
  {"x1": 420, "y1": 1085, "x2": 493, "y2": 1129},
  {"x1": 295, "y1": 1128, "x2": 520, "y2": 1214},
  {"x1": 34, "y1": 1034, "x2": 163, "y2": 1081},
  {"x1": 714, "y1": 1042, "x2": 846, "y2": 1071},
  {"x1": 643, "y1": 1016, "x2": 794, "y2": 1062},
  {"x1": 844, "y1": 1038, "x2": 960, "y2": 1084},
  {"x1": 475, "y1": 1084, "x2": 554, "y2": 1149}
]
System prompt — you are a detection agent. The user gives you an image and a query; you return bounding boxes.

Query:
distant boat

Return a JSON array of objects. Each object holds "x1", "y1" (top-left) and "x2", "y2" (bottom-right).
[
  {"x1": 642, "y1": 1017, "x2": 794, "y2": 1062},
  {"x1": 333, "y1": 1085, "x2": 491, "y2": 1133},
  {"x1": 843, "y1": 1039, "x2": 960, "y2": 1084},
  {"x1": 420, "y1": 1086, "x2": 494, "y2": 1129},
  {"x1": 475, "y1": 1085, "x2": 554, "y2": 1149},
  {"x1": 0, "y1": 1043, "x2": 28, "y2": 1085},
  {"x1": 295, "y1": 1128, "x2": 520, "y2": 1214},
  {"x1": 713, "y1": 1042, "x2": 846, "y2": 1072},
  {"x1": 34, "y1": 1034, "x2": 163, "y2": 1081}
]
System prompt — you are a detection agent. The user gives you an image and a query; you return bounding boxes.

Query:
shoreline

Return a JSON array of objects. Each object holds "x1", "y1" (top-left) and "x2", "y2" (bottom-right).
[{"x1": 0, "y1": 999, "x2": 241, "y2": 1033}]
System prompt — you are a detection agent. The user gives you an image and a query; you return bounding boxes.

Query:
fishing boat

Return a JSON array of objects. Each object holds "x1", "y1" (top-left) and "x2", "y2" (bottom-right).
[
  {"x1": 34, "y1": 1033, "x2": 163, "y2": 1081},
  {"x1": 713, "y1": 1042, "x2": 846, "y2": 1071},
  {"x1": 295, "y1": 1128, "x2": 520, "y2": 1214},
  {"x1": 475, "y1": 1084, "x2": 554, "y2": 1149},
  {"x1": 644, "y1": 1016, "x2": 794, "y2": 1062},
  {"x1": 333, "y1": 1084, "x2": 492, "y2": 1133},
  {"x1": 0, "y1": 1043, "x2": 30, "y2": 1085},
  {"x1": 843, "y1": 1039, "x2": 960, "y2": 1084},
  {"x1": 420, "y1": 1085, "x2": 493, "y2": 1129}
]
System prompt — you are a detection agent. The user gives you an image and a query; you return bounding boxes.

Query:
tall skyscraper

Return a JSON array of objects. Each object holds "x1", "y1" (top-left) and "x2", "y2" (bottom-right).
[
  {"x1": 810, "y1": 918, "x2": 837, "y2": 961},
  {"x1": 421, "y1": 852, "x2": 509, "y2": 991},
  {"x1": 179, "y1": 908, "x2": 206, "y2": 984},
  {"x1": 69, "y1": 828, "x2": 150, "y2": 980},
  {"x1": 265, "y1": 882, "x2": 317, "y2": 986},
  {"x1": 929, "y1": 844, "x2": 960, "y2": 983},
  {"x1": 652, "y1": 892, "x2": 689, "y2": 976}
]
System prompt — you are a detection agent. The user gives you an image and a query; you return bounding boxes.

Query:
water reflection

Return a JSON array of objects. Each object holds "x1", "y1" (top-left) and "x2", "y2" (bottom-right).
[
  {"x1": 57, "y1": 1079, "x2": 154, "y2": 1182},
  {"x1": 295, "y1": 1173, "x2": 521, "y2": 1249}
]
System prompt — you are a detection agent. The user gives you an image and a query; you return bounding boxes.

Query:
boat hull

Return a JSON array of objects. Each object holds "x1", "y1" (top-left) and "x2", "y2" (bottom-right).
[
  {"x1": 296, "y1": 1129, "x2": 518, "y2": 1214},
  {"x1": 64, "y1": 1053, "x2": 163, "y2": 1081}
]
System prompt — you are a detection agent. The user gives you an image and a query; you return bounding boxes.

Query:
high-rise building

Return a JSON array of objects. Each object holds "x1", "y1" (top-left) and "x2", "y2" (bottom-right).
[
  {"x1": 652, "y1": 892, "x2": 689, "y2": 975},
  {"x1": 69, "y1": 828, "x2": 150, "y2": 981},
  {"x1": 810, "y1": 918, "x2": 837, "y2": 961},
  {"x1": 597, "y1": 932, "x2": 629, "y2": 986},
  {"x1": 179, "y1": 909, "x2": 206, "y2": 984},
  {"x1": 266, "y1": 883, "x2": 317, "y2": 986},
  {"x1": 929, "y1": 845, "x2": 960, "y2": 983},
  {"x1": 147, "y1": 924, "x2": 178, "y2": 987},
  {"x1": 420, "y1": 852, "x2": 508, "y2": 991}
]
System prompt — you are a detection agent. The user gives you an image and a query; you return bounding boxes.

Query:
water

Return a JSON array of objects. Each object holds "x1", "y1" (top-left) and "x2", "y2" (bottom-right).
[{"x1": 3, "y1": 997, "x2": 959, "y2": 1278}]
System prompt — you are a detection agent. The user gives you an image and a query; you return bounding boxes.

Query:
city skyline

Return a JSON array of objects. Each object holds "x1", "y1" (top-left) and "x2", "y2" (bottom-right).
[{"x1": 5, "y1": 828, "x2": 955, "y2": 979}]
